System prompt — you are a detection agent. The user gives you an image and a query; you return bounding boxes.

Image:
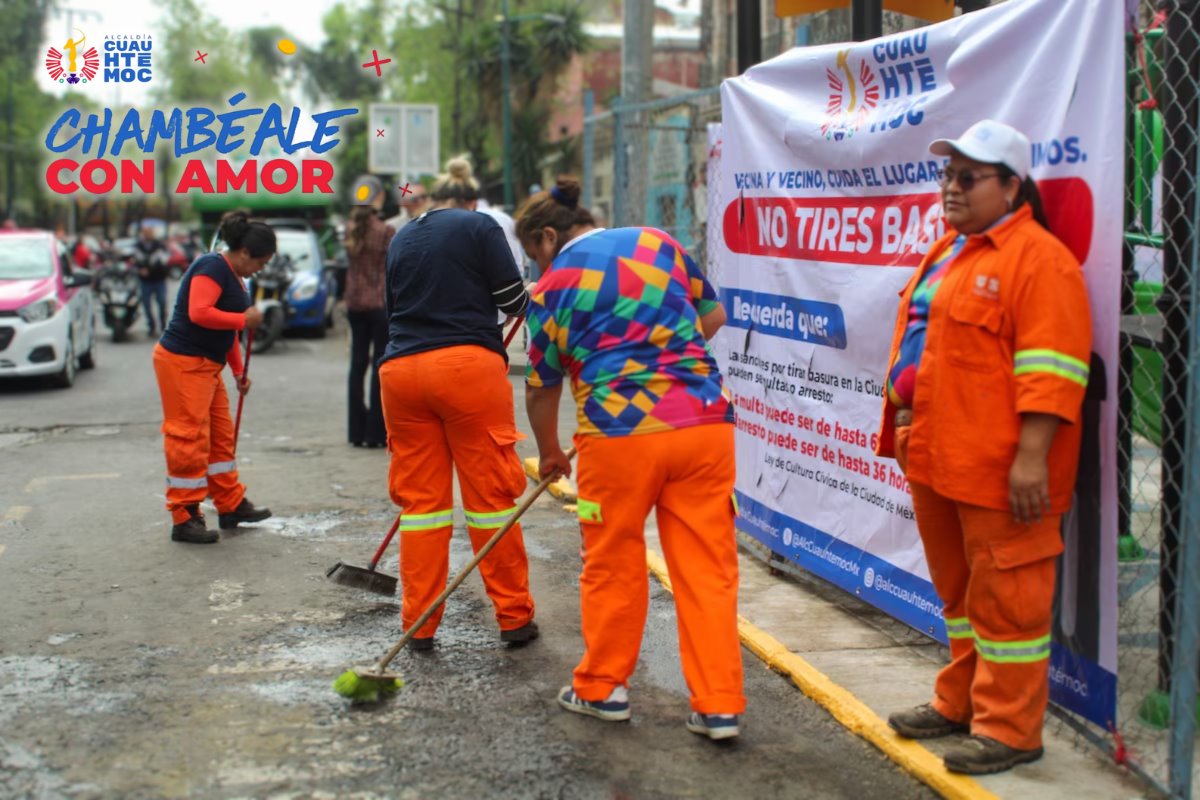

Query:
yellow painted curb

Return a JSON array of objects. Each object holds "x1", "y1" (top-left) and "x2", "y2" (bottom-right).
[
  {"x1": 645, "y1": 549, "x2": 997, "y2": 800},
  {"x1": 522, "y1": 457, "x2": 578, "y2": 502}
]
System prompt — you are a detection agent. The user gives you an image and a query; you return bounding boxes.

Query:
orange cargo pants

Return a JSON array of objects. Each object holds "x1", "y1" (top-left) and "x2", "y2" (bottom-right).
[
  {"x1": 896, "y1": 424, "x2": 1062, "y2": 751},
  {"x1": 379, "y1": 345, "x2": 535, "y2": 639},
  {"x1": 153, "y1": 345, "x2": 246, "y2": 524},
  {"x1": 571, "y1": 423, "x2": 745, "y2": 715}
]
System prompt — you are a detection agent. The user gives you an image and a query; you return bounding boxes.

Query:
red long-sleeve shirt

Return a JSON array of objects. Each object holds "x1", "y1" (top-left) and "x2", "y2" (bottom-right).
[{"x1": 189, "y1": 275, "x2": 246, "y2": 376}]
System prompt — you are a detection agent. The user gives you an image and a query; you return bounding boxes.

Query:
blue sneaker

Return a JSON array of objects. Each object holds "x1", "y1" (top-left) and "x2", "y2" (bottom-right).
[
  {"x1": 557, "y1": 685, "x2": 631, "y2": 722},
  {"x1": 687, "y1": 712, "x2": 740, "y2": 740}
]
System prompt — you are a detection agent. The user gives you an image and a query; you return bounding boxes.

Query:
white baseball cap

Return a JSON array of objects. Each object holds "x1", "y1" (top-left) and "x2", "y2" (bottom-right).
[{"x1": 930, "y1": 120, "x2": 1031, "y2": 181}]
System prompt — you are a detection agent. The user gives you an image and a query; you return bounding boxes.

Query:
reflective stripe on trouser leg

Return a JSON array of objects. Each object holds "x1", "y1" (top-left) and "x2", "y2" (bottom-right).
[
  {"x1": 154, "y1": 345, "x2": 217, "y2": 524},
  {"x1": 206, "y1": 378, "x2": 245, "y2": 514},
  {"x1": 379, "y1": 354, "x2": 456, "y2": 640},
  {"x1": 654, "y1": 424, "x2": 745, "y2": 715},
  {"x1": 463, "y1": 504, "x2": 531, "y2": 630},
  {"x1": 907, "y1": 479, "x2": 975, "y2": 724},
  {"x1": 961, "y1": 505, "x2": 1060, "y2": 751},
  {"x1": 399, "y1": 518, "x2": 454, "y2": 638}
]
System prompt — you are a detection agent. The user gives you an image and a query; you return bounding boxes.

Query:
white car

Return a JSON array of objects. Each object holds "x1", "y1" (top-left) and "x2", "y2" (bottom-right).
[{"x1": 0, "y1": 230, "x2": 97, "y2": 388}]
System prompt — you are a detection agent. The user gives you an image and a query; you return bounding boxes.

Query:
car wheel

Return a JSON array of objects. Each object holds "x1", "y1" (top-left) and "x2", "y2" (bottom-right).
[
  {"x1": 79, "y1": 320, "x2": 97, "y2": 369},
  {"x1": 52, "y1": 336, "x2": 77, "y2": 389}
]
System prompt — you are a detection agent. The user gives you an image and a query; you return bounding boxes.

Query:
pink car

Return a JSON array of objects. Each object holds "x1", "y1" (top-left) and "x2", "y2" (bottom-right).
[{"x1": 0, "y1": 230, "x2": 97, "y2": 387}]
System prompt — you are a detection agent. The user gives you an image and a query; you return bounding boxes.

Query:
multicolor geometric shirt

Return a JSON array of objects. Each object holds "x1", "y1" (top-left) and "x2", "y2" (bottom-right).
[
  {"x1": 525, "y1": 226, "x2": 734, "y2": 437},
  {"x1": 886, "y1": 235, "x2": 967, "y2": 407}
]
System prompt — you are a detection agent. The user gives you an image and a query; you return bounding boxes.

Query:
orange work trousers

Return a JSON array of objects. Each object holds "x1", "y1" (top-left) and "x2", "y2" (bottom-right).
[
  {"x1": 896, "y1": 424, "x2": 1062, "y2": 751},
  {"x1": 571, "y1": 423, "x2": 745, "y2": 715},
  {"x1": 153, "y1": 345, "x2": 246, "y2": 524},
  {"x1": 379, "y1": 345, "x2": 534, "y2": 639}
]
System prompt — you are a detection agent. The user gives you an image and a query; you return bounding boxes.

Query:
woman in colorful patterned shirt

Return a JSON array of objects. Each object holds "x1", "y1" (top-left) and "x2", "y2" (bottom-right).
[
  {"x1": 517, "y1": 177, "x2": 744, "y2": 740},
  {"x1": 876, "y1": 120, "x2": 1092, "y2": 774}
]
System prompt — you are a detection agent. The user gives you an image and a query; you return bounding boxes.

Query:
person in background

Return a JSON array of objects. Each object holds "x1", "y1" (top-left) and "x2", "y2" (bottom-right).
[
  {"x1": 154, "y1": 211, "x2": 274, "y2": 544},
  {"x1": 135, "y1": 225, "x2": 170, "y2": 336},
  {"x1": 517, "y1": 177, "x2": 744, "y2": 741},
  {"x1": 877, "y1": 120, "x2": 1092, "y2": 775},
  {"x1": 477, "y1": 196, "x2": 529, "y2": 334},
  {"x1": 343, "y1": 175, "x2": 394, "y2": 449},
  {"x1": 385, "y1": 183, "x2": 432, "y2": 231},
  {"x1": 377, "y1": 156, "x2": 538, "y2": 650}
]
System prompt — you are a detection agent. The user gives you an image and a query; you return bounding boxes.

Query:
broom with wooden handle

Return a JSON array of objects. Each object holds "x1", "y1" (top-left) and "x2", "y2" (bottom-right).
[{"x1": 333, "y1": 445, "x2": 576, "y2": 701}]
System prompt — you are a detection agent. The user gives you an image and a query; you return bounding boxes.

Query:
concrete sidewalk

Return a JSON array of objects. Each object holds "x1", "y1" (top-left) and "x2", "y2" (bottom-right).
[{"x1": 722, "y1": 536, "x2": 1147, "y2": 798}]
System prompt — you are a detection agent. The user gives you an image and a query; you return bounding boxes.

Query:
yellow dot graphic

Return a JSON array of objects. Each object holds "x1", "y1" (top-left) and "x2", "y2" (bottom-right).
[
  {"x1": 277, "y1": 39, "x2": 297, "y2": 55},
  {"x1": 356, "y1": 185, "x2": 370, "y2": 201}
]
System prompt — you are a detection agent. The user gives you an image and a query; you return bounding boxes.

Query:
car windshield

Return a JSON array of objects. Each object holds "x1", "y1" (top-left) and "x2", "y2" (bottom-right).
[
  {"x1": 0, "y1": 237, "x2": 54, "y2": 279},
  {"x1": 272, "y1": 231, "x2": 315, "y2": 271}
]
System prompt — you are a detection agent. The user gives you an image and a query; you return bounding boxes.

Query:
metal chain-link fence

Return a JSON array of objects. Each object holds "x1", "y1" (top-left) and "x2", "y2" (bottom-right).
[
  {"x1": 580, "y1": 2, "x2": 1200, "y2": 794},
  {"x1": 582, "y1": 88, "x2": 722, "y2": 273},
  {"x1": 1081, "y1": 4, "x2": 1200, "y2": 796}
]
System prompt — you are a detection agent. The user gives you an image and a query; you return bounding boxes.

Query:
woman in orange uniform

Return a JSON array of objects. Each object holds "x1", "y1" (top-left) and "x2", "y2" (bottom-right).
[
  {"x1": 877, "y1": 120, "x2": 1092, "y2": 774},
  {"x1": 378, "y1": 157, "x2": 538, "y2": 650},
  {"x1": 518, "y1": 177, "x2": 744, "y2": 740},
  {"x1": 154, "y1": 211, "x2": 274, "y2": 544}
]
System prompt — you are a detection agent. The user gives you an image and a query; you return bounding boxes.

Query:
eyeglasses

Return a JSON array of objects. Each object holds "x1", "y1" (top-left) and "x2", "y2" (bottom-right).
[{"x1": 940, "y1": 168, "x2": 1002, "y2": 192}]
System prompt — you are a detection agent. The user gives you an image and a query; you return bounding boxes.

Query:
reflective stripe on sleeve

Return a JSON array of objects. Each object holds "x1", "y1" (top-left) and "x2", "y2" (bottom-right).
[
  {"x1": 973, "y1": 633, "x2": 1052, "y2": 664},
  {"x1": 1013, "y1": 349, "x2": 1089, "y2": 387},
  {"x1": 399, "y1": 508, "x2": 454, "y2": 531},
  {"x1": 464, "y1": 507, "x2": 518, "y2": 529},
  {"x1": 166, "y1": 475, "x2": 208, "y2": 489},
  {"x1": 207, "y1": 460, "x2": 237, "y2": 475}
]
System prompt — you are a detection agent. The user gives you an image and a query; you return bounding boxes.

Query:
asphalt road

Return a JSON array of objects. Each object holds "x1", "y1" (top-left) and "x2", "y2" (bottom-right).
[{"x1": 0, "y1": 308, "x2": 934, "y2": 799}]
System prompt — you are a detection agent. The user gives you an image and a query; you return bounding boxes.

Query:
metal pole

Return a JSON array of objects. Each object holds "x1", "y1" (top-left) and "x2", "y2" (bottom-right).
[
  {"x1": 851, "y1": 0, "x2": 884, "y2": 41},
  {"x1": 1158, "y1": 0, "x2": 1200, "y2": 706},
  {"x1": 736, "y1": 0, "x2": 761, "y2": 74},
  {"x1": 1164, "y1": 4, "x2": 1200, "y2": 791},
  {"x1": 582, "y1": 89, "x2": 594, "y2": 211},
  {"x1": 619, "y1": 0, "x2": 653, "y2": 228},
  {"x1": 612, "y1": 98, "x2": 625, "y2": 228},
  {"x1": 500, "y1": 0, "x2": 513, "y2": 210},
  {"x1": 1168, "y1": 128, "x2": 1200, "y2": 798},
  {"x1": 5, "y1": 65, "x2": 13, "y2": 221}
]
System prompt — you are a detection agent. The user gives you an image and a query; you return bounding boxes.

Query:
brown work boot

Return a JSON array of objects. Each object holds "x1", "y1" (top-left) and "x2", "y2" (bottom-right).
[
  {"x1": 171, "y1": 506, "x2": 218, "y2": 544},
  {"x1": 218, "y1": 498, "x2": 272, "y2": 529},
  {"x1": 888, "y1": 703, "x2": 969, "y2": 739},
  {"x1": 943, "y1": 735, "x2": 1044, "y2": 774}
]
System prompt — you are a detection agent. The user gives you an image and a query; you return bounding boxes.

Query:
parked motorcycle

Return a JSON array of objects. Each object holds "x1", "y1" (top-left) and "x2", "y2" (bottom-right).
[
  {"x1": 94, "y1": 256, "x2": 141, "y2": 342},
  {"x1": 247, "y1": 252, "x2": 294, "y2": 354}
]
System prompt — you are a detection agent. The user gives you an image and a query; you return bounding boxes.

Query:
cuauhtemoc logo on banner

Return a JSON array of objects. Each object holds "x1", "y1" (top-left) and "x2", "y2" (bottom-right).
[
  {"x1": 783, "y1": 528, "x2": 794, "y2": 548},
  {"x1": 821, "y1": 50, "x2": 878, "y2": 141},
  {"x1": 46, "y1": 31, "x2": 99, "y2": 85},
  {"x1": 864, "y1": 567, "x2": 876, "y2": 589}
]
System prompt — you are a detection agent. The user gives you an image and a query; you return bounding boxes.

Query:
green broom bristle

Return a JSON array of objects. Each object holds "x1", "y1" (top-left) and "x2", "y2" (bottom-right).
[{"x1": 332, "y1": 669, "x2": 404, "y2": 701}]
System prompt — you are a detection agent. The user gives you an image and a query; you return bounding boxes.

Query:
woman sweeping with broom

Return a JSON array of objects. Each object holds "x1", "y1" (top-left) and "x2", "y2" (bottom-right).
[
  {"x1": 517, "y1": 177, "x2": 744, "y2": 740},
  {"x1": 378, "y1": 156, "x2": 538, "y2": 649},
  {"x1": 154, "y1": 211, "x2": 275, "y2": 544}
]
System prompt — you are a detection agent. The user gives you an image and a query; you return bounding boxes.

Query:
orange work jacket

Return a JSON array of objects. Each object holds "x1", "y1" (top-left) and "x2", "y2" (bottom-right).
[{"x1": 875, "y1": 205, "x2": 1092, "y2": 513}]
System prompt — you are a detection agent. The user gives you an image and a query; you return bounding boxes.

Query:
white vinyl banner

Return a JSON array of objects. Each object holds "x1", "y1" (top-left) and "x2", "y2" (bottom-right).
[{"x1": 715, "y1": 0, "x2": 1122, "y2": 726}]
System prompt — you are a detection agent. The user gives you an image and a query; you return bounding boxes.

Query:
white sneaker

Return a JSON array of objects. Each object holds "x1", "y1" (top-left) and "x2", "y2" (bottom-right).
[
  {"x1": 686, "y1": 712, "x2": 740, "y2": 740},
  {"x1": 557, "y1": 685, "x2": 631, "y2": 722}
]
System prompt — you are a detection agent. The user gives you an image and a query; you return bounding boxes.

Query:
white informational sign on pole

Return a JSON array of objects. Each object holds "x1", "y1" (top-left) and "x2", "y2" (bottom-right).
[
  {"x1": 368, "y1": 103, "x2": 402, "y2": 175},
  {"x1": 714, "y1": 0, "x2": 1123, "y2": 727},
  {"x1": 368, "y1": 103, "x2": 440, "y2": 179}
]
